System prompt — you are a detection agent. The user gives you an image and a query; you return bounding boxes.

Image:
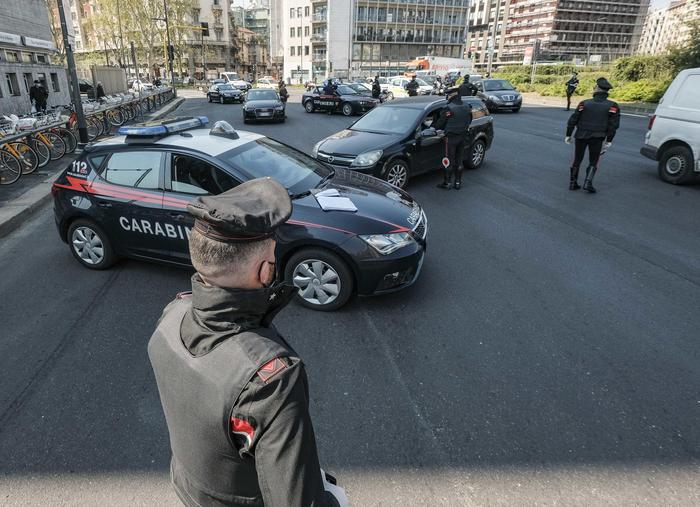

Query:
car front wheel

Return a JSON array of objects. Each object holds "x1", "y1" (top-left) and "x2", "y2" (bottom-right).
[
  {"x1": 304, "y1": 100, "x2": 314, "y2": 113},
  {"x1": 207, "y1": 94, "x2": 212, "y2": 102},
  {"x1": 465, "y1": 139, "x2": 487, "y2": 169},
  {"x1": 383, "y1": 158, "x2": 410, "y2": 189},
  {"x1": 285, "y1": 248, "x2": 354, "y2": 311},
  {"x1": 658, "y1": 145, "x2": 696, "y2": 184},
  {"x1": 67, "y1": 219, "x2": 116, "y2": 270}
]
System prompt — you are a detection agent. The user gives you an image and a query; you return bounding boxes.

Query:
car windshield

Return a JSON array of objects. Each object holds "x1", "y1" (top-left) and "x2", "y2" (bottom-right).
[
  {"x1": 350, "y1": 106, "x2": 421, "y2": 135},
  {"x1": 349, "y1": 83, "x2": 370, "y2": 93},
  {"x1": 218, "y1": 84, "x2": 234, "y2": 90},
  {"x1": 248, "y1": 89, "x2": 278, "y2": 100},
  {"x1": 378, "y1": 77, "x2": 387, "y2": 84},
  {"x1": 220, "y1": 138, "x2": 331, "y2": 195},
  {"x1": 484, "y1": 80, "x2": 515, "y2": 91},
  {"x1": 421, "y1": 76, "x2": 437, "y2": 85},
  {"x1": 337, "y1": 85, "x2": 359, "y2": 95},
  {"x1": 416, "y1": 78, "x2": 428, "y2": 86}
]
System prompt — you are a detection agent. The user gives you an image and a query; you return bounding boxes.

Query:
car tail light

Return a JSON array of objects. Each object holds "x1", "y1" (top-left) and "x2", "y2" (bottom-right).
[{"x1": 648, "y1": 114, "x2": 656, "y2": 130}]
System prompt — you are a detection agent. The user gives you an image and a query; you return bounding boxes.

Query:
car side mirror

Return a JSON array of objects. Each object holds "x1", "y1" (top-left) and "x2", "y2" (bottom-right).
[{"x1": 420, "y1": 127, "x2": 437, "y2": 138}]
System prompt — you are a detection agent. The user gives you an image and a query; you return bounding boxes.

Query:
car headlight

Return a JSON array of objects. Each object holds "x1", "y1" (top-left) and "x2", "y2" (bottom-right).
[
  {"x1": 360, "y1": 233, "x2": 414, "y2": 255},
  {"x1": 245, "y1": 105, "x2": 255, "y2": 111},
  {"x1": 275, "y1": 104, "x2": 284, "y2": 110},
  {"x1": 312, "y1": 141, "x2": 322, "y2": 158},
  {"x1": 488, "y1": 95, "x2": 501, "y2": 102},
  {"x1": 351, "y1": 149, "x2": 383, "y2": 167}
]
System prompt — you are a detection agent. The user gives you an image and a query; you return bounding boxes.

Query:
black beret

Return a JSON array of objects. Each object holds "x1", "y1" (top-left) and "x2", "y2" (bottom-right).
[
  {"x1": 596, "y1": 77, "x2": 613, "y2": 91},
  {"x1": 187, "y1": 177, "x2": 292, "y2": 243},
  {"x1": 446, "y1": 86, "x2": 460, "y2": 96}
]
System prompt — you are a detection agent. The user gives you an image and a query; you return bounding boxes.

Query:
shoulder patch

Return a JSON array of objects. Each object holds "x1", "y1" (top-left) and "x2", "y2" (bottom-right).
[
  {"x1": 256, "y1": 357, "x2": 287, "y2": 383},
  {"x1": 176, "y1": 291, "x2": 192, "y2": 299},
  {"x1": 231, "y1": 416, "x2": 256, "y2": 447},
  {"x1": 445, "y1": 110, "x2": 453, "y2": 118},
  {"x1": 577, "y1": 102, "x2": 585, "y2": 111},
  {"x1": 609, "y1": 105, "x2": 619, "y2": 113}
]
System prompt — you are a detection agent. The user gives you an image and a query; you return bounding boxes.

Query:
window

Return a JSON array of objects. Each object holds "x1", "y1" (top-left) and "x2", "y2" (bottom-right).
[
  {"x1": 6, "y1": 51, "x2": 19, "y2": 63},
  {"x1": 291, "y1": 27, "x2": 295, "y2": 37},
  {"x1": 23, "y1": 73, "x2": 32, "y2": 92},
  {"x1": 305, "y1": 6, "x2": 310, "y2": 16},
  {"x1": 100, "y1": 151, "x2": 162, "y2": 189},
  {"x1": 170, "y1": 154, "x2": 237, "y2": 195},
  {"x1": 192, "y1": 8, "x2": 200, "y2": 22},
  {"x1": 305, "y1": 26, "x2": 309, "y2": 36},
  {"x1": 6, "y1": 73, "x2": 20, "y2": 96},
  {"x1": 290, "y1": 7, "x2": 294, "y2": 17},
  {"x1": 304, "y1": 46, "x2": 309, "y2": 56},
  {"x1": 50, "y1": 73, "x2": 60, "y2": 93},
  {"x1": 22, "y1": 52, "x2": 33, "y2": 63},
  {"x1": 297, "y1": 7, "x2": 302, "y2": 17},
  {"x1": 290, "y1": 46, "x2": 295, "y2": 56},
  {"x1": 297, "y1": 46, "x2": 301, "y2": 56}
]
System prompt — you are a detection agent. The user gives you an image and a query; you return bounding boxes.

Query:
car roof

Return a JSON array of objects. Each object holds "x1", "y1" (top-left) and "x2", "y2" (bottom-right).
[
  {"x1": 383, "y1": 95, "x2": 486, "y2": 110},
  {"x1": 88, "y1": 128, "x2": 265, "y2": 157}
]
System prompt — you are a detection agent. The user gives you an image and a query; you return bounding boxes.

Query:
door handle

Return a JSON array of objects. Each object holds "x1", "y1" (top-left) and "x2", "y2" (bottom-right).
[{"x1": 97, "y1": 201, "x2": 112, "y2": 208}]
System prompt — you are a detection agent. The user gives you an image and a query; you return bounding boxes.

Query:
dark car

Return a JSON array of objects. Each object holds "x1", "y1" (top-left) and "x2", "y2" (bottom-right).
[
  {"x1": 302, "y1": 84, "x2": 379, "y2": 116},
  {"x1": 312, "y1": 96, "x2": 494, "y2": 189},
  {"x1": 474, "y1": 79, "x2": 522, "y2": 113},
  {"x1": 207, "y1": 83, "x2": 244, "y2": 104},
  {"x1": 243, "y1": 88, "x2": 286, "y2": 123},
  {"x1": 51, "y1": 117, "x2": 427, "y2": 311}
]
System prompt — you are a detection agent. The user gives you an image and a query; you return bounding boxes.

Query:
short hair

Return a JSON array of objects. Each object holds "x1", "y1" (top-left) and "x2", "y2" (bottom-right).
[{"x1": 188, "y1": 228, "x2": 272, "y2": 280}]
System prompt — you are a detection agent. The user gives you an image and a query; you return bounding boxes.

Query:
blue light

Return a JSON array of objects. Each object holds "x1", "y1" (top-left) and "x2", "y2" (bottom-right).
[{"x1": 118, "y1": 116, "x2": 209, "y2": 137}]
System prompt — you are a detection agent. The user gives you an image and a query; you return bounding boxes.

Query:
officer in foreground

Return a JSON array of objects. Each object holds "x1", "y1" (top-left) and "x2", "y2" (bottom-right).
[
  {"x1": 148, "y1": 178, "x2": 347, "y2": 507},
  {"x1": 458, "y1": 75, "x2": 477, "y2": 97},
  {"x1": 433, "y1": 86, "x2": 472, "y2": 190},
  {"x1": 406, "y1": 75, "x2": 419, "y2": 96},
  {"x1": 565, "y1": 71, "x2": 579, "y2": 111},
  {"x1": 565, "y1": 77, "x2": 620, "y2": 193}
]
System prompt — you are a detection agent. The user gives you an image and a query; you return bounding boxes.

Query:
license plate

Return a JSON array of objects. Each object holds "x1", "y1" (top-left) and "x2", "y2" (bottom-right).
[
  {"x1": 258, "y1": 112, "x2": 271, "y2": 117},
  {"x1": 504, "y1": 102, "x2": 513, "y2": 105}
]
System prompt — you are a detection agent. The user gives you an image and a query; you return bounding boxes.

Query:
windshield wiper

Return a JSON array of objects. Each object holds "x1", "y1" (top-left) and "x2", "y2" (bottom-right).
[
  {"x1": 314, "y1": 169, "x2": 336, "y2": 189},
  {"x1": 289, "y1": 190, "x2": 311, "y2": 200}
]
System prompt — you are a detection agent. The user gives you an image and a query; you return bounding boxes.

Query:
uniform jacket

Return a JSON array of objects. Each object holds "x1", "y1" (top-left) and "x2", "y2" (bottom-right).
[
  {"x1": 406, "y1": 79, "x2": 419, "y2": 95},
  {"x1": 433, "y1": 96, "x2": 472, "y2": 137},
  {"x1": 279, "y1": 86, "x2": 289, "y2": 102},
  {"x1": 566, "y1": 75, "x2": 579, "y2": 93},
  {"x1": 566, "y1": 92, "x2": 620, "y2": 141},
  {"x1": 458, "y1": 81, "x2": 477, "y2": 97},
  {"x1": 29, "y1": 84, "x2": 48, "y2": 103},
  {"x1": 148, "y1": 275, "x2": 339, "y2": 507},
  {"x1": 371, "y1": 81, "x2": 381, "y2": 98}
]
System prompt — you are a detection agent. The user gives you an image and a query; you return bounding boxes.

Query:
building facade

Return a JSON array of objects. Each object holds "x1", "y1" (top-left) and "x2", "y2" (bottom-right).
[
  {"x1": 638, "y1": 0, "x2": 700, "y2": 55},
  {"x1": 500, "y1": 0, "x2": 648, "y2": 64},
  {"x1": 1, "y1": 0, "x2": 70, "y2": 115},
  {"x1": 276, "y1": 0, "x2": 469, "y2": 82},
  {"x1": 466, "y1": 0, "x2": 513, "y2": 69}
]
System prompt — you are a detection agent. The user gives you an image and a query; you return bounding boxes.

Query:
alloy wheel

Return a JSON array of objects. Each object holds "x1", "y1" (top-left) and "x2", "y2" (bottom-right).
[
  {"x1": 292, "y1": 259, "x2": 340, "y2": 306},
  {"x1": 472, "y1": 142, "x2": 485, "y2": 166},
  {"x1": 386, "y1": 162, "x2": 408, "y2": 188},
  {"x1": 72, "y1": 226, "x2": 105, "y2": 265}
]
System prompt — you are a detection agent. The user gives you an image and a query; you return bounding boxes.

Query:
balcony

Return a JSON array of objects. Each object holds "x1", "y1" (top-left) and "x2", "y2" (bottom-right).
[
  {"x1": 313, "y1": 13, "x2": 327, "y2": 22},
  {"x1": 312, "y1": 54, "x2": 327, "y2": 63},
  {"x1": 311, "y1": 33, "x2": 327, "y2": 43}
]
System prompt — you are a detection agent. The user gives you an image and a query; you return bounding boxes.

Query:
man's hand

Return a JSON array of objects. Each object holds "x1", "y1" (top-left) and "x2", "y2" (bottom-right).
[
  {"x1": 565, "y1": 136, "x2": 572, "y2": 144},
  {"x1": 322, "y1": 470, "x2": 348, "y2": 507},
  {"x1": 603, "y1": 141, "x2": 612, "y2": 151}
]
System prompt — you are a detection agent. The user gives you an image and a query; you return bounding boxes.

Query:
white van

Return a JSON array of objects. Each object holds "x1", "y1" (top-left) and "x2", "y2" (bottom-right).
[{"x1": 641, "y1": 67, "x2": 700, "y2": 184}]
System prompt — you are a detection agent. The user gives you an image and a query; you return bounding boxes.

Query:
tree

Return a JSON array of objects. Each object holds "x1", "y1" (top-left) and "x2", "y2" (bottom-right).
[{"x1": 668, "y1": 21, "x2": 700, "y2": 74}]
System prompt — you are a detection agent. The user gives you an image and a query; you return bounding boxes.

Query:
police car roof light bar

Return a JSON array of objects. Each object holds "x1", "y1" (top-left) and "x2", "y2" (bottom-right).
[{"x1": 118, "y1": 116, "x2": 209, "y2": 138}]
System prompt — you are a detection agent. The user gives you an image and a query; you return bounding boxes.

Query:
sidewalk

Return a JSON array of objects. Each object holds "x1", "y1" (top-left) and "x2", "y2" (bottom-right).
[
  {"x1": 0, "y1": 94, "x2": 185, "y2": 239},
  {"x1": 523, "y1": 92, "x2": 657, "y2": 116}
]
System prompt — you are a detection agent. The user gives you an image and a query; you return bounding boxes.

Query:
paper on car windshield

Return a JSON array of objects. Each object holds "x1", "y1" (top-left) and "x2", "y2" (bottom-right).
[{"x1": 314, "y1": 188, "x2": 358, "y2": 212}]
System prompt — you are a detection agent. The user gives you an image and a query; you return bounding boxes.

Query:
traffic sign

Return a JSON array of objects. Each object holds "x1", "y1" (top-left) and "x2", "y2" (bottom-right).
[{"x1": 442, "y1": 157, "x2": 450, "y2": 168}]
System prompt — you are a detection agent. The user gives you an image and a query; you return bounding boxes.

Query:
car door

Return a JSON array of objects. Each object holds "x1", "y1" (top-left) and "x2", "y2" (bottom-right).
[
  {"x1": 162, "y1": 151, "x2": 242, "y2": 262},
  {"x1": 414, "y1": 107, "x2": 445, "y2": 172},
  {"x1": 474, "y1": 81, "x2": 486, "y2": 101},
  {"x1": 313, "y1": 86, "x2": 332, "y2": 111},
  {"x1": 94, "y1": 149, "x2": 168, "y2": 259}
]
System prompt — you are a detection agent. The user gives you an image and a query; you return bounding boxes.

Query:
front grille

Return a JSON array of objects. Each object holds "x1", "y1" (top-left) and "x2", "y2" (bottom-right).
[
  {"x1": 317, "y1": 151, "x2": 355, "y2": 167},
  {"x1": 501, "y1": 95, "x2": 516, "y2": 101},
  {"x1": 412, "y1": 209, "x2": 427, "y2": 240}
]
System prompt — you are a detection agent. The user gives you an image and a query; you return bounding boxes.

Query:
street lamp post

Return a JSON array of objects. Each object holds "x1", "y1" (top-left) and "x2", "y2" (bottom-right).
[
  {"x1": 152, "y1": 0, "x2": 177, "y2": 95},
  {"x1": 586, "y1": 16, "x2": 607, "y2": 65}
]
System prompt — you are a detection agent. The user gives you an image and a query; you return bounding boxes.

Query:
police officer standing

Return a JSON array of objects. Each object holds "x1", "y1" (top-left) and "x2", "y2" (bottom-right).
[
  {"x1": 565, "y1": 77, "x2": 620, "y2": 193},
  {"x1": 371, "y1": 75, "x2": 381, "y2": 99},
  {"x1": 29, "y1": 80, "x2": 48, "y2": 113},
  {"x1": 148, "y1": 178, "x2": 347, "y2": 507},
  {"x1": 433, "y1": 86, "x2": 472, "y2": 190},
  {"x1": 278, "y1": 80, "x2": 289, "y2": 103},
  {"x1": 406, "y1": 76, "x2": 419, "y2": 97},
  {"x1": 565, "y1": 71, "x2": 579, "y2": 111},
  {"x1": 458, "y1": 75, "x2": 477, "y2": 97}
]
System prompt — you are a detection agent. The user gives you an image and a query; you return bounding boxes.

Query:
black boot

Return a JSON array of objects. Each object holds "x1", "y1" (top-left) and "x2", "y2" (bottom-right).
[
  {"x1": 453, "y1": 170, "x2": 462, "y2": 190},
  {"x1": 569, "y1": 166, "x2": 581, "y2": 190},
  {"x1": 436, "y1": 171, "x2": 452, "y2": 189},
  {"x1": 583, "y1": 166, "x2": 597, "y2": 193}
]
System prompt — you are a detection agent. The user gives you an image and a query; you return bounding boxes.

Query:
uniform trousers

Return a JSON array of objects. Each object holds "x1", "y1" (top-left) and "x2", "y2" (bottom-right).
[{"x1": 572, "y1": 137, "x2": 604, "y2": 169}]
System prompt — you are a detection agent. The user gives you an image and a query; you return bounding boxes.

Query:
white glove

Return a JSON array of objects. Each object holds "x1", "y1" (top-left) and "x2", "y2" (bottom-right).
[
  {"x1": 321, "y1": 469, "x2": 348, "y2": 507},
  {"x1": 603, "y1": 141, "x2": 612, "y2": 151},
  {"x1": 564, "y1": 136, "x2": 572, "y2": 144}
]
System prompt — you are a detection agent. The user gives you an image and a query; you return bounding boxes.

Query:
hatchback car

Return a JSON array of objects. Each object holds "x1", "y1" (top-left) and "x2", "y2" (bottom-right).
[
  {"x1": 313, "y1": 96, "x2": 494, "y2": 189},
  {"x1": 474, "y1": 79, "x2": 522, "y2": 112},
  {"x1": 52, "y1": 117, "x2": 428, "y2": 311},
  {"x1": 207, "y1": 83, "x2": 244, "y2": 104}
]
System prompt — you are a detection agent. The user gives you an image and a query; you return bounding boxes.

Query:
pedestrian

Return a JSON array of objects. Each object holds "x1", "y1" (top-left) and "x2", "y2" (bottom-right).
[
  {"x1": 565, "y1": 77, "x2": 620, "y2": 193},
  {"x1": 96, "y1": 82, "x2": 106, "y2": 101},
  {"x1": 278, "y1": 80, "x2": 289, "y2": 103},
  {"x1": 406, "y1": 75, "x2": 419, "y2": 97},
  {"x1": 372, "y1": 75, "x2": 381, "y2": 99},
  {"x1": 458, "y1": 75, "x2": 477, "y2": 97},
  {"x1": 29, "y1": 80, "x2": 48, "y2": 113},
  {"x1": 565, "y1": 71, "x2": 579, "y2": 111},
  {"x1": 154, "y1": 77, "x2": 163, "y2": 87},
  {"x1": 148, "y1": 178, "x2": 348, "y2": 507},
  {"x1": 433, "y1": 86, "x2": 473, "y2": 190}
]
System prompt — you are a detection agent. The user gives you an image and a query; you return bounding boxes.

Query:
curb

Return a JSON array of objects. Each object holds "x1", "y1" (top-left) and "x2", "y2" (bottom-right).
[
  {"x1": 523, "y1": 93, "x2": 656, "y2": 116},
  {"x1": 0, "y1": 97, "x2": 186, "y2": 240}
]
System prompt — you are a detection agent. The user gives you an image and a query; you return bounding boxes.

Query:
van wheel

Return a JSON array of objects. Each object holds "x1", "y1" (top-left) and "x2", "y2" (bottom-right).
[
  {"x1": 67, "y1": 219, "x2": 116, "y2": 270},
  {"x1": 658, "y1": 145, "x2": 695, "y2": 184},
  {"x1": 286, "y1": 248, "x2": 354, "y2": 311}
]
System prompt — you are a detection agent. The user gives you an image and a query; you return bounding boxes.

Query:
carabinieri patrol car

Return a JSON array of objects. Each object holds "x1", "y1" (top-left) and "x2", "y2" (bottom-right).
[{"x1": 52, "y1": 117, "x2": 427, "y2": 311}]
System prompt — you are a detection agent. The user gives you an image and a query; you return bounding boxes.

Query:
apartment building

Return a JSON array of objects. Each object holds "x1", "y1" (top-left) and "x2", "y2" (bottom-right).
[
  {"x1": 638, "y1": 0, "x2": 700, "y2": 55},
  {"x1": 501, "y1": 0, "x2": 648, "y2": 64},
  {"x1": 466, "y1": 0, "x2": 512, "y2": 69},
  {"x1": 1, "y1": 0, "x2": 70, "y2": 115},
  {"x1": 281, "y1": 1, "x2": 314, "y2": 83}
]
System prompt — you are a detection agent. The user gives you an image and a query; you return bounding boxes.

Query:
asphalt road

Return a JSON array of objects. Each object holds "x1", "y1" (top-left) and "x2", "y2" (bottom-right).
[{"x1": 1, "y1": 90, "x2": 699, "y2": 506}]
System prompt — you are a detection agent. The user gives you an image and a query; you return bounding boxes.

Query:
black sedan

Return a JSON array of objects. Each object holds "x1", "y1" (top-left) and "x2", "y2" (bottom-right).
[
  {"x1": 302, "y1": 84, "x2": 379, "y2": 116},
  {"x1": 51, "y1": 117, "x2": 427, "y2": 311},
  {"x1": 312, "y1": 96, "x2": 494, "y2": 189},
  {"x1": 243, "y1": 89, "x2": 286, "y2": 123},
  {"x1": 473, "y1": 79, "x2": 522, "y2": 113},
  {"x1": 207, "y1": 83, "x2": 244, "y2": 104}
]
